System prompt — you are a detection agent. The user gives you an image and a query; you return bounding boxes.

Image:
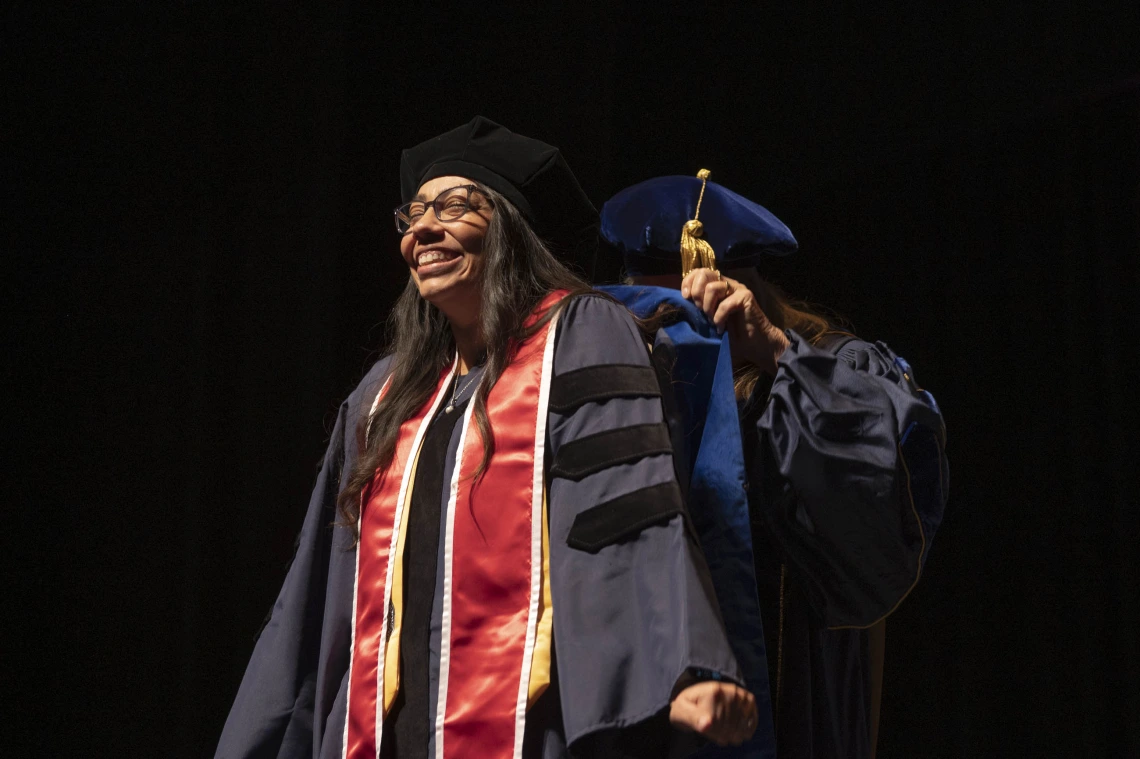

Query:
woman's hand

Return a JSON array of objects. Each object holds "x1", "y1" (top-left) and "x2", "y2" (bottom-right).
[
  {"x1": 669, "y1": 680, "x2": 759, "y2": 746},
  {"x1": 681, "y1": 267, "x2": 790, "y2": 375}
]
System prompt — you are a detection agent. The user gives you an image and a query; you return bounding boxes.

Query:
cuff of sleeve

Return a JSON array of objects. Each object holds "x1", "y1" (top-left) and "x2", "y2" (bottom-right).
[{"x1": 671, "y1": 666, "x2": 739, "y2": 699}]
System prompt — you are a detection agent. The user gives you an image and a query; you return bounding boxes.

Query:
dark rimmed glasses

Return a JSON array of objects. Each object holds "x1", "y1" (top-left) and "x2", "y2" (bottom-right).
[{"x1": 394, "y1": 184, "x2": 493, "y2": 234}]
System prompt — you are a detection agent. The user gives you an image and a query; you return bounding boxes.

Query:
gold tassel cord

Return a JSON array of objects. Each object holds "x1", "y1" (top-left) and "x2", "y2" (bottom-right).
[
  {"x1": 679, "y1": 169, "x2": 719, "y2": 277},
  {"x1": 694, "y1": 168, "x2": 711, "y2": 216}
]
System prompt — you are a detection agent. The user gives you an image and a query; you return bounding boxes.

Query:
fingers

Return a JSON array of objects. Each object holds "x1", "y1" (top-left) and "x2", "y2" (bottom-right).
[
  {"x1": 680, "y1": 268, "x2": 733, "y2": 321},
  {"x1": 669, "y1": 682, "x2": 758, "y2": 746},
  {"x1": 680, "y1": 267, "x2": 711, "y2": 299},
  {"x1": 703, "y1": 280, "x2": 729, "y2": 317},
  {"x1": 681, "y1": 268, "x2": 723, "y2": 303},
  {"x1": 718, "y1": 685, "x2": 757, "y2": 745},
  {"x1": 668, "y1": 689, "x2": 710, "y2": 734},
  {"x1": 711, "y1": 287, "x2": 751, "y2": 332},
  {"x1": 728, "y1": 687, "x2": 758, "y2": 744},
  {"x1": 728, "y1": 689, "x2": 758, "y2": 744},
  {"x1": 742, "y1": 689, "x2": 758, "y2": 732},
  {"x1": 708, "y1": 685, "x2": 753, "y2": 746}
]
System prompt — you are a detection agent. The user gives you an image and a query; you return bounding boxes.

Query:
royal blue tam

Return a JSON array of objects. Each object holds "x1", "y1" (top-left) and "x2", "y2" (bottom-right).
[{"x1": 600, "y1": 175, "x2": 798, "y2": 276}]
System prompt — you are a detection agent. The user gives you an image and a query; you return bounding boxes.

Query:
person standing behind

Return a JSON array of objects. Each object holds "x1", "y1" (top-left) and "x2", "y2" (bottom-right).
[{"x1": 599, "y1": 171, "x2": 949, "y2": 759}]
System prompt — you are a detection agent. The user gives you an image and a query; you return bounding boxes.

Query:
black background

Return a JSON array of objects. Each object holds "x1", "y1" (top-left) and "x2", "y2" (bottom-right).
[{"x1": 7, "y1": 3, "x2": 1139, "y2": 757}]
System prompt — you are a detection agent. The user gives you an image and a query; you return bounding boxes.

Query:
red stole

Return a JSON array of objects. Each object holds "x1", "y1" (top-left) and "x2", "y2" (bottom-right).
[{"x1": 345, "y1": 291, "x2": 565, "y2": 759}]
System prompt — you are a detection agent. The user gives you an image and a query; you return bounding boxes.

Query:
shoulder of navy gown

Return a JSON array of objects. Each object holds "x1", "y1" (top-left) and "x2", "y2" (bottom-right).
[
  {"x1": 545, "y1": 293, "x2": 763, "y2": 757},
  {"x1": 215, "y1": 355, "x2": 395, "y2": 759},
  {"x1": 754, "y1": 330, "x2": 949, "y2": 629},
  {"x1": 597, "y1": 284, "x2": 777, "y2": 759}
]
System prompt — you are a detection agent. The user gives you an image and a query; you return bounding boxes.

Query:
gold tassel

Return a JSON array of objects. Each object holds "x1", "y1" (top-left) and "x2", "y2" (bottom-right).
[{"x1": 679, "y1": 169, "x2": 718, "y2": 277}]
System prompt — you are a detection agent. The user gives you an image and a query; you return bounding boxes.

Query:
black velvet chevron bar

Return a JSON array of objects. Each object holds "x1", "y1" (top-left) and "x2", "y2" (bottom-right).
[
  {"x1": 548, "y1": 364, "x2": 661, "y2": 412},
  {"x1": 565, "y1": 481, "x2": 684, "y2": 553},
  {"x1": 550, "y1": 423, "x2": 674, "y2": 481}
]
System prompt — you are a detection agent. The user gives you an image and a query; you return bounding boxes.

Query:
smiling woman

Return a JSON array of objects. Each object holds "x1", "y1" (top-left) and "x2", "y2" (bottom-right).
[
  {"x1": 397, "y1": 180, "x2": 493, "y2": 310},
  {"x1": 215, "y1": 117, "x2": 758, "y2": 759}
]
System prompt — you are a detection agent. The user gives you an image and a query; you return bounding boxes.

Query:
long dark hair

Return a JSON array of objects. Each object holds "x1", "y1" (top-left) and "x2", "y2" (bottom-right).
[{"x1": 337, "y1": 183, "x2": 592, "y2": 536}]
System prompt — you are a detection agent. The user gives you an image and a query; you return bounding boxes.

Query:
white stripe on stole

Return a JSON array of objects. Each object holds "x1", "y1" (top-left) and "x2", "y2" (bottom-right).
[
  {"x1": 433, "y1": 368, "x2": 481, "y2": 759},
  {"x1": 512, "y1": 312, "x2": 562, "y2": 759},
  {"x1": 376, "y1": 364, "x2": 455, "y2": 755},
  {"x1": 341, "y1": 376, "x2": 392, "y2": 759},
  {"x1": 341, "y1": 368, "x2": 455, "y2": 759}
]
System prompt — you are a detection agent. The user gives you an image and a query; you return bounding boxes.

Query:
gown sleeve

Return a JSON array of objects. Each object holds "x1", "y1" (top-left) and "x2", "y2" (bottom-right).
[
  {"x1": 753, "y1": 331, "x2": 949, "y2": 629},
  {"x1": 216, "y1": 359, "x2": 393, "y2": 759},
  {"x1": 544, "y1": 294, "x2": 743, "y2": 756}
]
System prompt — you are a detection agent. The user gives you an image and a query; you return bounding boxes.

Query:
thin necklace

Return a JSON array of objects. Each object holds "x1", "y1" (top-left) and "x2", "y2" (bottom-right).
[{"x1": 445, "y1": 369, "x2": 478, "y2": 413}]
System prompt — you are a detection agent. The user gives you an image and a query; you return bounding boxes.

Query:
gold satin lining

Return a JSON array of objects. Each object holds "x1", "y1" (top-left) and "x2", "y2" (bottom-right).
[
  {"x1": 382, "y1": 448, "x2": 423, "y2": 715},
  {"x1": 527, "y1": 490, "x2": 553, "y2": 707}
]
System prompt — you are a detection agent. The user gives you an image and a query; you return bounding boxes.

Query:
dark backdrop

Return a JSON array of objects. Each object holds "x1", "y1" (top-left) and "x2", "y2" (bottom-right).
[{"x1": 8, "y1": 3, "x2": 1139, "y2": 757}]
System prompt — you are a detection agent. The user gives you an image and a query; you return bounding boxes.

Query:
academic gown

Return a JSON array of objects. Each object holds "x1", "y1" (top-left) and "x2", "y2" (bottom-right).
[
  {"x1": 601, "y1": 285, "x2": 948, "y2": 759},
  {"x1": 215, "y1": 294, "x2": 742, "y2": 759},
  {"x1": 599, "y1": 285, "x2": 778, "y2": 759},
  {"x1": 745, "y1": 331, "x2": 948, "y2": 759}
]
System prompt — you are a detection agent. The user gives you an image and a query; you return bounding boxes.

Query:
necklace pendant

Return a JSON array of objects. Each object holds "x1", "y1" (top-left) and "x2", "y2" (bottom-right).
[{"x1": 445, "y1": 402, "x2": 454, "y2": 413}]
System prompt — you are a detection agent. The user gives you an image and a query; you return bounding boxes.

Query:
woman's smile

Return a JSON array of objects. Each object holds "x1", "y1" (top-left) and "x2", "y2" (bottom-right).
[{"x1": 414, "y1": 247, "x2": 464, "y2": 277}]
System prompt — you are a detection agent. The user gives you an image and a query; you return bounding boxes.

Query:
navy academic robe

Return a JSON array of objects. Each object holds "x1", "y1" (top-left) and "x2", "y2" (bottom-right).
[
  {"x1": 216, "y1": 295, "x2": 743, "y2": 759},
  {"x1": 747, "y1": 331, "x2": 947, "y2": 759},
  {"x1": 603, "y1": 285, "x2": 949, "y2": 759}
]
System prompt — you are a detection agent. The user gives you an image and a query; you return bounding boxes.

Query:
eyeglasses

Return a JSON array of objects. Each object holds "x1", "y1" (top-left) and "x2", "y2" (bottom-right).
[{"x1": 393, "y1": 184, "x2": 493, "y2": 235}]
